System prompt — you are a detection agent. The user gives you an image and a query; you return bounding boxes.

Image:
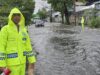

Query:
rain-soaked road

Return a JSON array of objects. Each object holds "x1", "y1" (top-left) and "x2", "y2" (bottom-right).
[{"x1": 28, "y1": 22, "x2": 100, "y2": 75}]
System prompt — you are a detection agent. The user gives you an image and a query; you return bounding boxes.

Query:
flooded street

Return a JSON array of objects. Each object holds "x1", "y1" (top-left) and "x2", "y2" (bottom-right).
[{"x1": 28, "y1": 23, "x2": 100, "y2": 75}]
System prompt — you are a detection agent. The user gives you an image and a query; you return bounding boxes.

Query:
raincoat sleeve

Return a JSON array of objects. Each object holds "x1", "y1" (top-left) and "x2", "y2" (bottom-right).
[
  {"x1": 0, "y1": 26, "x2": 7, "y2": 67},
  {"x1": 26, "y1": 34, "x2": 36, "y2": 63}
]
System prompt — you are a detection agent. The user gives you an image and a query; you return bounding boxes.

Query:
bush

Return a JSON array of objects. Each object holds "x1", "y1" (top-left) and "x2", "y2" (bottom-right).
[
  {"x1": 88, "y1": 17, "x2": 100, "y2": 28},
  {"x1": 0, "y1": 16, "x2": 8, "y2": 29}
]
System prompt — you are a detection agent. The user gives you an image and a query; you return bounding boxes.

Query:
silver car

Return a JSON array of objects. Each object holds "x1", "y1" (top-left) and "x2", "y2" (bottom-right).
[{"x1": 35, "y1": 20, "x2": 44, "y2": 27}]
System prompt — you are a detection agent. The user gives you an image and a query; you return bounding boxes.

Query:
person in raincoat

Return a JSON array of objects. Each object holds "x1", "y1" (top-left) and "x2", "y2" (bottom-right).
[
  {"x1": 0, "y1": 8, "x2": 36, "y2": 75},
  {"x1": 81, "y1": 16, "x2": 85, "y2": 31}
]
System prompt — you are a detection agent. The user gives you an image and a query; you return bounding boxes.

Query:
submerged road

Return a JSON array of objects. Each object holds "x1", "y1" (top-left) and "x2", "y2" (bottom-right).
[{"x1": 28, "y1": 23, "x2": 100, "y2": 75}]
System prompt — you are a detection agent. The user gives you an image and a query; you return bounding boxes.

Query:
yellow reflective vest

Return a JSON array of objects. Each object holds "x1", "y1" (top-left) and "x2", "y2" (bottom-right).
[
  {"x1": 81, "y1": 16, "x2": 85, "y2": 24},
  {"x1": 0, "y1": 8, "x2": 36, "y2": 67}
]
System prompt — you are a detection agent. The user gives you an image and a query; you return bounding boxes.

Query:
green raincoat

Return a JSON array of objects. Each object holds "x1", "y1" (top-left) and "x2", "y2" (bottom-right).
[{"x1": 0, "y1": 8, "x2": 36, "y2": 67}]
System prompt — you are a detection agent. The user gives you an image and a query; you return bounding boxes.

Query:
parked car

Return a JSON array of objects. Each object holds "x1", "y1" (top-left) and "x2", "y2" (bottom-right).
[{"x1": 35, "y1": 20, "x2": 44, "y2": 27}]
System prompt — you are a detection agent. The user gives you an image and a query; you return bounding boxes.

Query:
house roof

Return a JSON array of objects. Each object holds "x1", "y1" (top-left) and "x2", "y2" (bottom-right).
[{"x1": 76, "y1": 4, "x2": 95, "y2": 12}]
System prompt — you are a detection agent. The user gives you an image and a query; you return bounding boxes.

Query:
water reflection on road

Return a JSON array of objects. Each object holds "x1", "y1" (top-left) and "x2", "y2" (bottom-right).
[{"x1": 28, "y1": 23, "x2": 100, "y2": 75}]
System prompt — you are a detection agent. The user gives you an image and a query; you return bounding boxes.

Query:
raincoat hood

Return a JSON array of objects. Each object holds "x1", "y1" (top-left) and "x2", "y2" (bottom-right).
[{"x1": 8, "y1": 8, "x2": 25, "y2": 28}]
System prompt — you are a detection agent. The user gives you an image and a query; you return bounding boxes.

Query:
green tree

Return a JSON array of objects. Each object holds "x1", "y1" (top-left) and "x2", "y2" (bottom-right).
[
  {"x1": 47, "y1": 0, "x2": 73, "y2": 24},
  {"x1": 0, "y1": 0, "x2": 35, "y2": 28},
  {"x1": 47, "y1": 0, "x2": 86, "y2": 24},
  {"x1": 37, "y1": 8, "x2": 48, "y2": 19}
]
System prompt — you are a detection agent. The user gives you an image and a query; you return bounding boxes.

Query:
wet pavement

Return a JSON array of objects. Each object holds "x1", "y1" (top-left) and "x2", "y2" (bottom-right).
[{"x1": 28, "y1": 22, "x2": 100, "y2": 75}]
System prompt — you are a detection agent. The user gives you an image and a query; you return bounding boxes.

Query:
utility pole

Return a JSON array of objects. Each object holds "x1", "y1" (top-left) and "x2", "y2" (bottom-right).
[
  {"x1": 50, "y1": 4, "x2": 53, "y2": 22},
  {"x1": 73, "y1": 0, "x2": 76, "y2": 26}
]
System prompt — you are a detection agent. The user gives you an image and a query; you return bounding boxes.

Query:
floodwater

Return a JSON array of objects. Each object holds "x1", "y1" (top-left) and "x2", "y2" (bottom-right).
[{"x1": 28, "y1": 23, "x2": 100, "y2": 75}]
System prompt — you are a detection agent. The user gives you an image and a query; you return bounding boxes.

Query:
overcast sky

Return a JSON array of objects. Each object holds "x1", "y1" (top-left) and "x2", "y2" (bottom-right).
[{"x1": 34, "y1": 0, "x2": 50, "y2": 14}]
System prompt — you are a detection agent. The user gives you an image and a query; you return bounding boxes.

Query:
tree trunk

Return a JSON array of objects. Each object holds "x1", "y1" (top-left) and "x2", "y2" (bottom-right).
[
  {"x1": 61, "y1": 13, "x2": 64, "y2": 24},
  {"x1": 50, "y1": 8, "x2": 53, "y2": 22},
  {"x1": 63, "y1": 2, "x2": 70, "y2": 25}
]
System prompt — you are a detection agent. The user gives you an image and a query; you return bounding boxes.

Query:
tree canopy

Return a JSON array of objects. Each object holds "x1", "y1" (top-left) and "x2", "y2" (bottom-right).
[
  {"x1": 47, "y1": 0, "x2": 74, "y2": 24},
  {"x1": 47, "y1": 0, "x2": 87, "y2": 24},
  {"x1": 37, "y1": 8, "x2": 48, "y2": 19},
  {"x1": 0, "y1": 0, "x2": 35, "y2": 28}
]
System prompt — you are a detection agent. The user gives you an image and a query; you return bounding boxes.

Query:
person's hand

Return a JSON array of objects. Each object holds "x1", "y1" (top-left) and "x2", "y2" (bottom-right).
[{"x1": 28, "y1": 63, "x2": 35, "y2": 75}]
